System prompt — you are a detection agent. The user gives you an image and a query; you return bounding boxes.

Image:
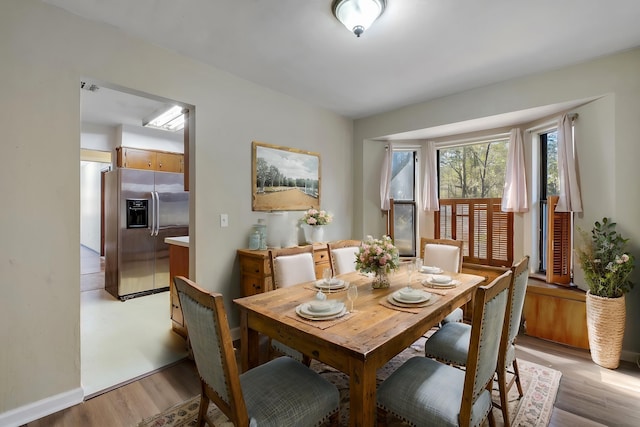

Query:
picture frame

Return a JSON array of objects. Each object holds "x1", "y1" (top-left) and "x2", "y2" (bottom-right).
[{"x1": 252, "y1": 141, "x2": 321, "y2": 211}]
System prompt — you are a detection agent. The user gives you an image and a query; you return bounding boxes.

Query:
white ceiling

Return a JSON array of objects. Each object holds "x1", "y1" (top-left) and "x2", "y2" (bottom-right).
[{"x1": 60, "y1": 0, "x2": 640, "y2": 135}]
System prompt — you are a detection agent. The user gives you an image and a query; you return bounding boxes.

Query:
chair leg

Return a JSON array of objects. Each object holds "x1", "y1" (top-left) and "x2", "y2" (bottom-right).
[
  {"x1": 376, "y1": 407, "x2": 388, "y2": 427},
  {"x1": 487, "y1": 406, "x2": 496, "y2": 427},
  {"x1": 496, "y1": 367, "x2": 510, "y2": 427},
  {"x1": 512, "y1": 358, "x2": 524, "y2": 397},
  {"x1": 197, "y1": 386, "x2": 210, "y2": 427}
]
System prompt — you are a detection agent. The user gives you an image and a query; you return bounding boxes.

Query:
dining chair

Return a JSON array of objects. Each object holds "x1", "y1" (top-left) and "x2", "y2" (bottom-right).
[
  {"x1": 328, "y1": 239, "x2": 361, "y2": 275},
  {"x1": 268, "y1": 245, "x2": 317, "y2": 364},
  {"x1": 376, "y1": 269, "x2": 513, "y2": 427},
  {"x1": 174, "y1": 276, "x2": 340, "y2": 427},
  {"x1": 420, "y1": 237, "x2": 465, "y2": 323},
  {"x1": 422, "y1": 256, "x2": 530, "y2": 427}
]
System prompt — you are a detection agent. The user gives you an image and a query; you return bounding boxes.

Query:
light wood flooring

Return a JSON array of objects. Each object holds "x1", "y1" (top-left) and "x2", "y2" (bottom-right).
[{"x1": 25, "y1": 332, "x2": 640, "y2": 427}]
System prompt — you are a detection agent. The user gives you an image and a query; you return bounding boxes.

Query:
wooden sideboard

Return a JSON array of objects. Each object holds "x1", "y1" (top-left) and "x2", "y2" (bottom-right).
[{"x1": 237, "y1": 244, "x2": 331, "y2": 296}]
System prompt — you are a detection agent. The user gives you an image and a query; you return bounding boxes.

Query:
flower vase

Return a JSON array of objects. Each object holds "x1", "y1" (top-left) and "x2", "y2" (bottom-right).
[
  {"x1": 302, "y1": 224, "x2": 325, "y2": 244},
  {"x1": 372, "y1": 270, "x2": 390, "y2": 289}
]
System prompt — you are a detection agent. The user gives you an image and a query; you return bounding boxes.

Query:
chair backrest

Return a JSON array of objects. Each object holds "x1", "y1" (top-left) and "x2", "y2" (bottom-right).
[
  {"x1": 420, "y1": 237, "x2": 464, "y2": 273},
  {"x1": 328, "y1": 239, "x2": 361, "y2": 275},
  {"x1": 500, "y1": 256, "x2": 530, "y2": 364},
  {"x1": 460, "y1": 270, "x2": 513, "y2": 422},
  {"x1": 174, "y1": 276, "x2": 249, "y2": 425},
  {"x1": 269, "y1": 246, "x2": 316, "y2": 288}
]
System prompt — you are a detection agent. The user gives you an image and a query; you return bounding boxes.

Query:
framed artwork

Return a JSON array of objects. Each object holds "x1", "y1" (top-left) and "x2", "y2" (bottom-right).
[{"x1": 252, "y1": 141, "x2": 321, "y2": 211}]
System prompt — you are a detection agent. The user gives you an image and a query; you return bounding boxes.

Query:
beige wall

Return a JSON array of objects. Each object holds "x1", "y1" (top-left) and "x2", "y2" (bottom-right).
[
  {"x1": 354, "y1": 49, "x2": 640, "y2": 359},
  {"x1": 0, "y1": 0, "x2": 352, "y2": 420}
]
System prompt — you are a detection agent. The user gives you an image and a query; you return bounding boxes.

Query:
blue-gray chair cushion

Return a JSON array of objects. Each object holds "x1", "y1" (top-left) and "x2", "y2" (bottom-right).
[
  {"x1": 424, "y1": 321, "x2": 471, "y2": 366},
  {"x1": 441, "y1": 307, "x2": 464, "y2": 324},
  {"x1": 377, "y1": 356, "x2": 492, "y2": 427},
  {"x1": 240, "y1": 356, "x2": 339, "y2": 427}
]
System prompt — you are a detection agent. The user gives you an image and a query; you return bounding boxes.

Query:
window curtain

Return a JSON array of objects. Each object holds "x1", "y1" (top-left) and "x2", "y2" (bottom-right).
[
  {"x1": 556, "y1": 114, "x2": 582, "y2": 212},
  {"x1": 380, "y1": 143, "x2": 394, "y2": 210},
  {"x1": 501, "y1": 128, "x2": 528, "y2": 212},
  {"x1": 421, "y1": 140, "x2": 439, "y2": 211}
]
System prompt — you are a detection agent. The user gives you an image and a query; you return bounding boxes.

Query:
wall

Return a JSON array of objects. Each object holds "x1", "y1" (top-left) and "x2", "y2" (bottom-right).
[
  {"x1": 0, "y1": 0, "x2": 352, "y2": 423},
  {"x1": 354, "y1": 49, "x2": 640, "y2": 360}
]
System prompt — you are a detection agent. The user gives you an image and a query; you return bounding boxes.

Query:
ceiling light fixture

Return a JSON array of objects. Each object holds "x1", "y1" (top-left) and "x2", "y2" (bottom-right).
[
  {"x1": 332, "y1": 0, "x2": 386, "y2": 37},
  {"x1": 143, "y1": 105, "x2": 185, "y2": 132}
]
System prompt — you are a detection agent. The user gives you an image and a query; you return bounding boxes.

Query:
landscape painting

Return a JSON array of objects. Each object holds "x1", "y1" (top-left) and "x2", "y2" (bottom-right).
[{"x1": 252, "y1": 141, "x2": 321, "y2": 211}]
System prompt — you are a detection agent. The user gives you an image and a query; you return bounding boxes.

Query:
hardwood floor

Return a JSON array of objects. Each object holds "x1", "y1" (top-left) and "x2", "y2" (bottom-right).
[{"x1": 25, "y1": 334, "x2": 640, "y2": 427}]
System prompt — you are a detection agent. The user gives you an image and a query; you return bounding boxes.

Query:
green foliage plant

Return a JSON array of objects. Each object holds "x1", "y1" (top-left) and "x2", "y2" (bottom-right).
[{"x1": 576, "y1": 217, "x2": 635, "y2": 298}]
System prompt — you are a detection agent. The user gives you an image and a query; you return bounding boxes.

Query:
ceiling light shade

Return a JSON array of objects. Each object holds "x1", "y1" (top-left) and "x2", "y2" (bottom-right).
[
  {"x1": 143, "y1": 105, "x2": 185, "y2": 132},
  {"x1": 332, "y1": 0, "x2": 386, "y2": 37}
]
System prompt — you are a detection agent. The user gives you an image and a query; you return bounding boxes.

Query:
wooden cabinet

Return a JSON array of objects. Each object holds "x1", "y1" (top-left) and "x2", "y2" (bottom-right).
[
  {"x1": 116, "y1": 147, "x2": 184, "y2": 173},
  {"x1": 167, "y1": 238, "x2": 189, "y2": 338},
  {"x1": 237, "y1": 244, "x2": 331, "y2": 297},
  {"x1": 522, "y1": 281, "x2": 589, "y2": 349}
]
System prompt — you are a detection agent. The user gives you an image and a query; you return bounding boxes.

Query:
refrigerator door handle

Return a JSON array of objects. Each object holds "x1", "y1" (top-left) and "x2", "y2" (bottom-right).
[
  {"x1": 154, "y1": 191, "x2": 160, "y2": 236},
  {"x1": 150, "y1": 191, "x2": 156, "y2": 236}
]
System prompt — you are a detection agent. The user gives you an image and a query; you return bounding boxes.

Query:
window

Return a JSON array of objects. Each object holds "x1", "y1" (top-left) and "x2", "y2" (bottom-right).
[
  {"x1": 539, "y1": 130, "x2": 558, "y2": 272},
  {"x1": 539, "y1": 129, "x2": 571, "y2": 285},
  {"x1": 390, "y1": 150, "x2": 417, "y2": 257},
  {"x1": 435, "y1": 139, "x2": 513, "y2": 267}
]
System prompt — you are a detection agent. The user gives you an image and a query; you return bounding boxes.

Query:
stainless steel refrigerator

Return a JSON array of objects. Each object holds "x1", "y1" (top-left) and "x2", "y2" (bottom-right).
[{"x1": 104, "y1": 168, "x2": 189, "y2": 300}]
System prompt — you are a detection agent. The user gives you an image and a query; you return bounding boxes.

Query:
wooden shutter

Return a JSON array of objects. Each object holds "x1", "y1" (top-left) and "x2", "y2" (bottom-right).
[{"x1": 546, "y1": 195, "x2": 571, "y2": 285}]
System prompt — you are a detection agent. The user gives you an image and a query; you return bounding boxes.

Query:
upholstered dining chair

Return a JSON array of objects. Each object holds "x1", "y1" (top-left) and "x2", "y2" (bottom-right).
[
  {"x1": 268, "y1": 245, "x2": 317, "y2": 363},
  {"x1": 328, "y1": 239, "x2": 361, "y2": 275},
  {"x1": 174, "y1": 276, "x2": 340, "y2": 427},
  {"x1": 376, "y1": 270, "x2": 513, "y2": 427},
  {"x1": 422, "y1": 256, "x2": 530, "y2": 427},
  {"x1": 420, "y1": 237, "x2": 465, "y2": 323}
]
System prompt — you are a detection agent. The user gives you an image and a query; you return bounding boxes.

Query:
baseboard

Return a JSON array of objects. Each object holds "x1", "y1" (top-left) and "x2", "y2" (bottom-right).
[
  {"x1": 0, "y1": 387, "x2": 83, "y2": 427},
  {"x1": 621, "y1": 349, "x2": 640, "y2": 365},
  {"x1": 230, "y1": 326, "x2": 240, "y2": 342}
]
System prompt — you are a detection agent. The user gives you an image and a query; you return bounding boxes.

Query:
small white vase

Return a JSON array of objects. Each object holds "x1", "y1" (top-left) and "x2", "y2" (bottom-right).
[{"x1": 302, "y1": 224, "x2": 325, "y2": 244}]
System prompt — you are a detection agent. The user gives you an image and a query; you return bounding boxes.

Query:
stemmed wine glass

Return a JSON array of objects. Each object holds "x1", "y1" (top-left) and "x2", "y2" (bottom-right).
[
  {"x1": 346, "y1": 282, "x2": 358, "y2": 312},
  {"x1": 323, "y1": 267, "x2": 333, "y2": 294}
]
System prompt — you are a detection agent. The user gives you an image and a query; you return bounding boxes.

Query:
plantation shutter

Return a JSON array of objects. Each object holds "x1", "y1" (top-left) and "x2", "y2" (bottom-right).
[{"x1": 546, "y1": 195, "x2": 571, "y2": 285}]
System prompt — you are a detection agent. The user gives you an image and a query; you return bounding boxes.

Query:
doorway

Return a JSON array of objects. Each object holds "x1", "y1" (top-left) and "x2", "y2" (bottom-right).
[{"x1": 79, "y1": 81, "x2": 190, "y2": 398}]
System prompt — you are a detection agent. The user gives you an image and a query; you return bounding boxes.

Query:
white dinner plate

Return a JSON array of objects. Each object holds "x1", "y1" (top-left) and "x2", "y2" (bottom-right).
[
  {"x1": 430, "y1": 274, "x2": 452, "y2": 284},
  {"x1": 422, "y1": 279, "x2": 461, "y2": 288},
  {"x1": 298, "y1": 301, "x2": 345, "y2": 317},
  {"x1": 392, "y1": 290, "x2": 431, "y2": 304},
  {"x1": 296, "y1": 303, "x2": 347, "y2": 320},
  {"x1": 314, "y1": 279, "x2": 346, "y2": 290},
  {"x1": 420, "y1": 266, "x2": 443, "y2": 274}
]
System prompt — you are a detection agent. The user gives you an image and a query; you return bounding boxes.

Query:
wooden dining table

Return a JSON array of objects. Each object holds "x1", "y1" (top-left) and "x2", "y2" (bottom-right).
[{"x1": 234, "y1": 268, "x2": 485, "y2": 427}]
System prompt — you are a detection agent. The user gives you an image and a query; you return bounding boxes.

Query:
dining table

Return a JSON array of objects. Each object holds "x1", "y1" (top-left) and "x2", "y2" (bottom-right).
[{"x1": 234, "y1": 267, "x2": 485, "y2": 427}]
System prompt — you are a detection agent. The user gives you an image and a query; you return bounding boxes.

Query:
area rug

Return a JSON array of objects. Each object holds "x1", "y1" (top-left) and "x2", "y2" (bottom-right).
[{"x1": 138, "y1": 338, "x2": 561, "y2": 427}]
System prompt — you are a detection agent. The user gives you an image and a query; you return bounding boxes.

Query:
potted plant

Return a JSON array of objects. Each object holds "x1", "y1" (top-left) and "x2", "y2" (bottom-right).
[
  {"x1": 299, "y1": 208, "x2": 333, "y2": 243},
  {"x1": 576, "y1": 217, "x2": 635, "y2": 368}
]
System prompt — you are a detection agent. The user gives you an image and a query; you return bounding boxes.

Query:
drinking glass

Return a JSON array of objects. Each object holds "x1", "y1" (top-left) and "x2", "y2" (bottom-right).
[
  {"x1": 415, "y1": 258, "x2": 423, "y2": 272},
  {"x1": 407, "y1": 261, "x2": 415, "y2": 288},
  {"x1": 323, "y1": 267, "x2": 333, "y2": 293},
  {"x1": 346, "y1": 282, "x2": 358, "y2": 312}
]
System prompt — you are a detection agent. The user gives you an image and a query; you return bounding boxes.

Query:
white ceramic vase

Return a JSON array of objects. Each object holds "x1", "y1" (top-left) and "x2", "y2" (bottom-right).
[{"x1": 302, "y1": 224, "x2": 325, "y2": 244}]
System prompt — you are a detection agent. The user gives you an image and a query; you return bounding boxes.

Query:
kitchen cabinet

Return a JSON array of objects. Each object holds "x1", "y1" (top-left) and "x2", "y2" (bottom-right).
[
  {"x1": 237, "y1": 244, "x2": 330, "y2": 297},
  {"x1": 165, "y1": 236, "x2": 189, "y2": 338},
  {"x1": 116, "y1": 147, "x2": 184, "y2": 173}
]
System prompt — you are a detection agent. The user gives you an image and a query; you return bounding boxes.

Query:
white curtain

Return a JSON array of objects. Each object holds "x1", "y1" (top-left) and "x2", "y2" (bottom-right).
[
  {"x1": 421, "y1": 140, "x2": 439, "y2": 211},
  {"x1": 380, "y1": 143, "x2": 393, "y2": 211},
  {"x1": 501, "y1": 128, "x2": 528, "y2": 212},
  {"x1": 556, "y1": 114, "x2": 583, "y2": 212}
]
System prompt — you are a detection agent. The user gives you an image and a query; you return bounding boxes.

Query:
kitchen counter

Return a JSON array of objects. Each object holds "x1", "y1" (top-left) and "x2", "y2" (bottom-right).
[{"x1": 165, "y1": 235, "x2": 189, "y2": 248}]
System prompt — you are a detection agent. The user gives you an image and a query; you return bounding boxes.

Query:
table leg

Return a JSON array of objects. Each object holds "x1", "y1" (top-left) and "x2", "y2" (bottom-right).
[
  {"x1": 348, "y1": 360, "x2": 377, "y2": 426},
  {"x1": 240, "y1": 310, "x2": 259, "y2": 372}
]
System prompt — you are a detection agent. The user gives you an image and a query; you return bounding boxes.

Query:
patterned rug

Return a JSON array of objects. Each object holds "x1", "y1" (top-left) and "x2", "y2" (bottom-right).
[{"x1": 138, "y1": 338, "x2": 561, "y2": 427}]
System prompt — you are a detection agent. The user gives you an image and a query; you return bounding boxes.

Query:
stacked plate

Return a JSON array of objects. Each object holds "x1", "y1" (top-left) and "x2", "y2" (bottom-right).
[
  {"x1": 388, "y1": 287, "x2": 431, "y2": 306},
  {"x1": 314, "y1": 278, "x2": 347, "y2": 291},
  {"x1": 421, "y1": 265, "x2": 443, "y2": 274},
  {"x1": 296, "y1": 301, "x2": 346, "y2": 320},
  {"x1": 422, "y1": 274, "x2": 460, "y2": 288}
]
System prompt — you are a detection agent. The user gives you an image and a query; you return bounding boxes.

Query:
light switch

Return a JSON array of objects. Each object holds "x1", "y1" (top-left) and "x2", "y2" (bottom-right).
[{"x1": 220, "y1": 213, "x2": 229, "y2": 228}]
